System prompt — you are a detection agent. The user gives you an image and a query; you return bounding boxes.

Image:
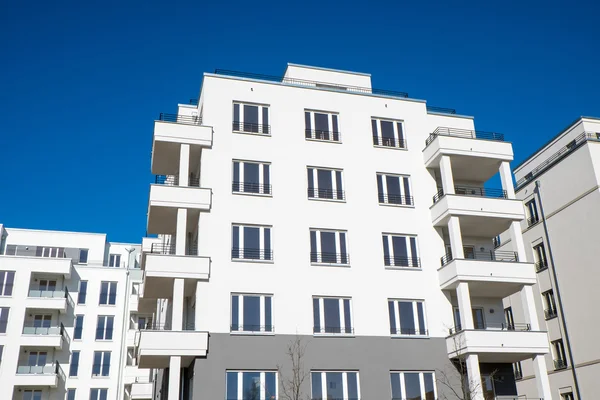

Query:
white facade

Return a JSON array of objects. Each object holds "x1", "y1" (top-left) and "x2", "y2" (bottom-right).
[{"x1": 0, "y1": 225, "x2": 152, "y2": 400}]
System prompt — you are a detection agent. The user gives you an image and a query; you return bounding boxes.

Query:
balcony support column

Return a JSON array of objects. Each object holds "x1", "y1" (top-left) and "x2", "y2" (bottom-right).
[
  {"x1": 532, "y1": 355, "x2": 552, "y2": 400},
  {"x1": 439, "y1": 155, "x2": 455, "y2": 195},
  {"x1": 172, "y1": 278, "x2": 184, "y2": 330},
  {"x1": 456, "y1": 282, "x2": 474, "y2": 330},
  {"x1": 195, "y1": 280, "x2": 202, "y2": 331},
  {"x1": 465, "y1": 354, "x2": 484, "y2": 400},
  {"x1": 448, "y1": 216, "x2": 465, "y2": 259},
  {"x1": 508, "y1": 221, "x2": 527, "y2": 263},
  {"x1": 499, "y1": 161, "x2": 516, "y2": 199},
  {"x1": 179, "y1": 144, "x2": 190, "y2": 186},
  {"x1": 176, "y1": 208, "x2": 188, "y2": 256},
  {"x1": 520, "y1": 285, "x2": 540, "y2": 331},
  {"x1": 168, "y1": 356, "x2": 182, "y2": 400}
]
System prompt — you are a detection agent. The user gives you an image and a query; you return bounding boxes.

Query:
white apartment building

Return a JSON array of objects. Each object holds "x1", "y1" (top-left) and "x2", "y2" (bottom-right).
[
  {"x1": 499, "y1": 116, "x2": 600, "y2": 400},
  {"x1": 0, "y1": 225, "x2": 152, "y2": 400},
  {"x1": 137, "y1": 63, "x2": 553, "y2": 400}
]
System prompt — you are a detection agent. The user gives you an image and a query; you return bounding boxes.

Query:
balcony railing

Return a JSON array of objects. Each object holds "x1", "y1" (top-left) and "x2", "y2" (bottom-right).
[
  {"x1": 17, "y1": 361, "x2": 62, "y2": 375},
  {"x1": 310, "y1": 252, "x2": 350, "y2": 265},
  {"x1": 384, "y1": 256, "x2": 421, "y2": 268},
  {"x1": 527, "y1": 216, "x2": 540, "y2": 227},
  {"x1": 544, "y1": 308, "x2": 558, "y2": 320},
  {"x1": 441, "y1": 250, "x2": 519, "y2": 266},
  {"x1": 305, "y1": 129, "x2": 341, "y2": 142},
  {"x1": 307, "y1": 188, "x2": 345, "y2": 201},
  {"x1": 154, "y1": 175, "x2": 200, "y2": 187},
  {"x1": 535, "y1": 260, "x2": 548, "y2": 272},
  {"x1": 425, "y1": 127, "x2": 505, "y2": 147},
  {"x1": 313, "y1": 326, "x2": 354, "y2": 335},
  {"x1": 158, "y1": 113, "x2": 202, "y2": 125},
  {"x1": 230, "y1": 325, "x2": 274, "y2": 333},
  {"x1": 372, "y1": 135, "x2": 407, "y2": 149},
  {"x1": 140, "y1": 322, "x2": 196, "y2": 331},
  {"x1": 427, "y1": 105, "x2": 457, "y2": 114},
  {"x1": 554, "y1": 359, "x2": 567, "y2": 370},
  {"x1": 378, "y1": 193, "x2": 414, "y2": 206},
  {"x1": 432, "y1": 186, "x2": 507, "y2": 204},
  {"x1": 22, "y1": 322, "x2": 63, "y2": 336},
  {"x1": 232, "y1": 121, "x2": 271, "y2": 135},
  {"x1": 390, "y1": 328, "x2": 428, "y2": 336},
  {"x1": 27, "y1": 289, "x2": 66, "y2": 298},
  {"x1": 231, "y1": 248, "x2": 273, "y2": 261},
  {"x1": 449, "y1": 322, "x2": 531, "y2": 335},
  {"x1": 493, "y1": 237, "x2": 502, "y2": 249},
  {"x1": 148, "y1": 243, "x2": 198, "y2": 256},
  {"x1": 232, "y1": 182, "x2": 272, "y2": 195}
]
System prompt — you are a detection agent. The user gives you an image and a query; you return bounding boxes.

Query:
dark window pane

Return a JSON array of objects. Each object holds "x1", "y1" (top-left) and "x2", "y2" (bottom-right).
[
  {"x1": 305, "y1": 111, "x2": 312, "y2": 138},
  {"x1": 99, "y1": 282, "x2": 108, "y2": 304},
  {"x1": 263, "y1": 164, "x2": 270, "y2": 194},
  {"x1": 233, "y1": 104, "x2": 240, "y2": 131},
  {"x1": 74, "y1": 315, "x2": 83, "y2": 339},
  {"x1": 265, "y1": 372, "x2": 276, "y2": 399},
  {"x1": 383, "y1": 236, "x2": 391, "y2": 266},
  {"x1": 388, "y1": 301, "x2": 397, "y2": 334},
  {"x1": 242, "y1": 371, "x2": 261, "y2": 400},
  {"x1": 314, "y1": 113, "x2": 330, "y2": 140},
  {"x1": 343, "y1": 299, "x2": 352, "y2": 333},
  {"x1": 347, "y1": 372, "x2": 358, "y2": 400},
  {"x1": 404, "y1": 372, "x2": 421, "y2": 400},
  {"x1": 243, "y1": 227, "x2": 260, "y2": 259},
  {"x1": 381, "y1": 120, "x2": 395, "y2": 146},
  {"x1": 410, "y1": 237, "x2": 419, "y2": 267},
  {"x1": 377, "y1": 175, "x2": 384, "y2": 203},
  {"x1": 243, "y1": 296, "x2": 260, "y2": 331},
  {"x1": 100, "y1": 389, "x2": 108, "y2": 400},
  {"x1": 392, "y1": 236, "x2": 408, "y2": 266},
  {"x1": 106, "y1": 316, "x2": 114, "y2": 340},
  {"x1": 317, "y1": 170, "x2": 333, "y2": 198},
  {"x1": 399, "y1": 301, "x2": 415, "y2": 334},
  {"x1": 264, "y1": 228, "x2": 271, "y2": 260},
  {"x1": 102, "y1": 352, "x2": 111, "y2": 376},
  {"x1": 339, "y1": 232, "x2": 347, "y2": 264},
  {"x1": 232, "y1": 226, "x2": 240, "y2": 258},
  {"x1": 424, "y1": 373, "x2": 435, "y2": 400},
  {"x1": 92, "y1": 352, "x2": 102, "y2": 375},
  {"x1": 0, "y1": 308, "x2": 9, "y2": 333},
  {"x1": 243, "y1": 105, "x2": 259, "y2": 133},
  {"x1": 244, "y1": 163, "x2": 260, "y2": 193},
  {"x1": 96, "y1": 317, "x2": 105, "y2": 340},
  {"x1": 310, "y1": 231, "x2": 318, "y2": 262},
  {"x1": 78, "y1": 281, "x2": 87, "y2": 304},
  {"x1": 390, "y1": 373, "x2": 402, "y2": 400},
  {"x1": 323, "y1": 298, "x2": 340, "y2": 333},
  {"x1": 69, "y1": 351, "x2": 79, "y2": 377},
  {"x1": 233, "y1": 162, "x2": 240, "y2": 192},
  {"x1": 79, "y1": 249, "x2": 88, "y2": 263},
  {"x1": 311, "y1": 372, "x2": 322, "y2": 400},
  {"x1": 313, "y1": 298, "x2": 320, "y2": 333},
  {"x1": 386, "y1": 175, "x2": 402, "y2": 204},
  {"x1": 231, "y1": 296, "x2": 239, "y2": 330},
  {"x1": 4, "y1": 272, "x2": 13, "y2": 296},
  {"x1": 226, "y1": 372, "x2": 238, "y2": 400},
  {"x1": 335, "y1": 171, "x2": 343, "y2": 200},
  {"x1": 265, "y1": 297, "x2": 272, "y2": 331},
  {"x1": 417, "y1": 302, "x2": 426, "y2": 334},
  {"x1": 397, "y1": 122, "x2": 405, "y2": 145},
  {"x1": 325, "y1": 372, "x2": 343, "y2": 400},
  {"x1": 307, "y1": 168, "x2": 314, "y2": 197},
  {"x1": 109, "y1": 283, "x2": 117, "y2": 305},
  {"x1": 332, "y1": 115, "x2": 339, "y2": 141},
  {"x1": 403, "y1": 177, "x2": 411, "y2": 204},
  {"x1": 320, "y1": 232, "x2": 336, "y2": 263},
  {"x1": 372, "y1": 119, "x2": 379, "y2": 145},
  {"x1": 262, "y1": 107, "x2": 269, "y2": 134}
]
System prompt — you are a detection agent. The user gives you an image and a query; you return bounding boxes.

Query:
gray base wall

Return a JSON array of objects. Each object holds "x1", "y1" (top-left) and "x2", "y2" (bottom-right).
[{"x1": 190, "y1": 333, "x2": 460, "y2": 400}]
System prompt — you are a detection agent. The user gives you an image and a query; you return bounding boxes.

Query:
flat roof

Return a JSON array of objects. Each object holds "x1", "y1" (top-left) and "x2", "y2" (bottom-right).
[{"x1": 286, "y1": 62, "x2": 371, "y2": 77}]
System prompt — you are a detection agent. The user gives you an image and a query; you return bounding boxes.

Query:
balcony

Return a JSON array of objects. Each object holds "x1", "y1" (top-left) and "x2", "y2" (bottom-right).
[
  {"x1": 131, "y1": 381, "x2": 153, "y2": 399},
  {"x1": 438, "y1": 251, "x2": 536, "y2": 297},
  {"x1": 21, "y1": 323, "x2": 68, "y2": 348},
  {"x1": 446, "y1": 324, "x2": 549, "y2": 363},
  {"x1": 14, "y1": 362, "x2": 64, "y2": 387},
  {"x1": 136, "y1": 324, "x2": 209, "y2": 369},
  {"x1": 307, "y1": 187, "x2": 345, "y2": 201},
  {"x1": 232, "y1": 182, "x2": 272, "y2": 196},
  {"x1": 0, "y1": 255, "x2": 71, "y2": 277},
  {"x1": 378, "y1": 193, "x2": 414, "y2": 206},
  {"x1": 25, "y1": 289, "x2": 68, "y2": 313},
  {"x1": 372, "y1": 135, "x2": 407, "y2": 149},
  {"x1": 124, "y1": 365, "x2": 152, "y2": 385},
  {"x1": 310, "y1": 252, "x2": 350, "y2": 266},
  {"x1": 231, "y1": 248, "x2": 273, "y2": 262},
  {"x1": 306, "y1": 129, "x2": 341, "y2": 143}
]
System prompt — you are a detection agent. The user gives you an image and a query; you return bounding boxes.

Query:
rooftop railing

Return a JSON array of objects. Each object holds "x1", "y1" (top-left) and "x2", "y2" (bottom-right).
[
  {"x1": 158, "y1": 113, "x2": 201, "y2": 125},
  {"x1": 441, "y1": 250, "x2": 519, "y2": 266},
  {"x1": 425, "y1": 127, "x2": 505, "y2": 146}
]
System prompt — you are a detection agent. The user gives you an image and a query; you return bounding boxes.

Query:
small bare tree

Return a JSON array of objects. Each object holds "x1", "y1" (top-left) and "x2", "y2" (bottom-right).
[{"x1": 277, "y1": 336, "x2": 310, "y2": 400}]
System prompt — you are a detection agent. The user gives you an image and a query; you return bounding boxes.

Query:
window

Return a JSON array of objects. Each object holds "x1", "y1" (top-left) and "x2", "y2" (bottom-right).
[
  {"x1": 92, "y1": 351, "x2": 111, "y2": 377},
  {"x1": 0, "y1": 307, "x2": 9, "y2": 333},
  {"x1": 388, "y1": 300, "x2": 427, "y2": 336},
  {"x1": 90, "y1": 389, "x2": 108, "y2": 400},
  {"x1": 99, "y1": 281, "x2": 117, "y2": 305},
  {"x1": 310, "y1": 229, "x2": 349, "y2": 265},
  {"x1": 38, "y1": 279, "x2": 57, "y2": 293},
  {"x1": 533, "y1": 243, "x2": 548, "y2": 272},
  {"x1": 504, "y1": 307, "x2": 515, "y2": 329},
  {"x1": 0, "y1": 271, "x2": 14, "y2": 296},
  {"x1": 453, "y1": 307, "x2": 486, "y2": 330},
  {"x1": 0, "y1": 345, "x2": 3, "y2": 363},
  {"x1": 67, "y1": 389, "x2": 76, "y2": 400},
  {"x1": 382, "y1": 234, "x2": 420, "y2": 268},
  {"x1": 233, "y1": 160, "x2": 271, "y2": 195},
  {"x1": 377, "y1": 173, "x2": 413, "y2": 206},
  {"x1": 78, "y1": 281, "x2": 88, "y2": 304},
  {"x1": 231, "y1": 294, "x2": 273, "y2": 333},
  {"x1": 79, "y1": 249, "x2": 89, "y2": 264},
  {"x1": 390, "y1": 371, "x2": 436, "y2": 400},
  {"x1": 28, "y1": 351, "x2": 47, "y2": 367},
  {"x1": 311, "y1": 371, "x2": 359, "y2": 400},
  {"x1": 372, "y1": 117, "x2": 406, "y2": 149},
  {"x1": 226, "y1": 370, "x2": 277, "y2": 400},
  {"x1": 543, "y1": 290, "x2": 558, "y2": 320},
  {"x1": 552, "y1": 339, "x2": 567, "y2": 369},
  {"x1": 22, "y1": 391, "x2": 42, "y2": 400},
  {"x1": 96, "y1": 316, "x2": 114, "y2": 340},
  {"x1": 74, "y1": 315, "x2": 84, "y2": 340},
  {"x1": 233, "y1": 102, "x2": 270, "y2": 135},
  {"x1": 305, "y1": 110, "x2": 340, "y2": 142},
  {"x1": 513, "y1": 362, "x2": 523, "y2": 380},
  {"x1": 69, "y1": 351, "x2": 80, "y2": 377},
  {"x1": 232, "y1": 224, "x2": 272, "y2": 261},
  {"x1": 37, "y1": 246, "x2": 65, "y2": 258},
  {"x1": 108, "y1": 254, "x2": 121, "y2": 268},
  {"x1": 307, "y1": 167, "x2": 344, "y2": 200},
  {"x1": 526, "y1": 199, "x2": 539, "y2": 226},
  {"x1": 313, "y1": 297, "x2": 353, "y2": 334},
  {"x1": 31, "y1": 314, "x2": 52, "y2": 333},
  {"x1": 562, "y1": 393, "x2": 574, "y2": 400}
]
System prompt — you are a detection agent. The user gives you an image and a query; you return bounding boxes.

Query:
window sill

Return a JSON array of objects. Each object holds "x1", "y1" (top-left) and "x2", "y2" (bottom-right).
[
  {"x1": 95, "y1": 339, "x2": 114, "y2": 342},
  {"x1": 391, "y1": 334, "x2": 429, "y2": 339},
  {"x1": 232, "y1": 191, "x2": 272, "y2": 198},
  {"x1": 305, "y1": 138, "x2": 342, "y2": 145},
  {"x1": 231, "y1": 258, "x2": 275, "y2": 264},
  {"x1": 307, "y1": 197, "x2": 346, "y2": 204},
  {"x1": 91, "y1": 376, "x2": 111, "y2": 379},
  {"x1": 98, "y1": 304, "x2": 117, "y2": 307},
  {"x1": 385, "y1": 266, "x2": 422, "y2": 271},
  {"x1": 311, "y1": 262, "x2": 351, "y2": 268},
  {"x1": 233, "y1": 130, "x2": 271, "y2": 137},
  {"x1": 378, "y1": 202, "x2": 415, "y2": 209},
  {"x1": 373, "y1": 145, "x2": 408, "y2": 151},
  {"x1": 230, "y1": 331, "x2": 275, "y2": 336},
  {"x1": 313, "y1": 333, "x2": 355, "y2": 338}
]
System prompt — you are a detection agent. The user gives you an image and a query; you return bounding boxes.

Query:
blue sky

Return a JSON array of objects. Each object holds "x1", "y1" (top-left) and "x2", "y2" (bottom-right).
[{"x1": 1, "y1": 0, "x2": 599, "y2": 243}]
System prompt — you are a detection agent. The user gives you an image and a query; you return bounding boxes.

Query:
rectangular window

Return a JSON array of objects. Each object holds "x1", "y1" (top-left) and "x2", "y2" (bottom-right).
[
  {"x1": 99, "y1": 281, "x2": 117, "y2": 305},
  {"x1": 38, "y1": 279, "x2": 57, "y2": 293},
  {"x1": 305, "y1": 110, "x2": 341, "y2": 142},
  {"x1": 90, "y1": 389, "x2": 108, "y2": 400},
  {"x1": 231, "y1": 294, "x2": 273, "y2": 333},
  {"x1": 78, "y1": 281, "x2": 88, "y2": 304},
  {"x1": 377, "y1": 173, "x2": 413, "y2": 206},
  {"x1": 313, "y1": 297, "x2": 353, "y2": 334},
  {"x1": 453, "y1": 307, "x2": 486, "y2": 331},
  {"x1": 108, "y1": 254, "x2": 121, "y2": 268},
  {"x1": 67, "y1": 389, "x2": 76, "y2": 400},
  {"x1": 310, "y1": 229, "x2": 349, "y2": 265},
  {"x1": 307, "y1": 167, "x2": 345, "y2": 200},
  {"x1": 233, "y1": 102, "x2": 270, "y2": 135},
  {"x1": 74, "y1": 315, "x2": 84, "y2": 340},
  {"x1": 69, "y1": 351, "x2": 80, "y2": 377},
  {"x1": 388, "y1": 299, "x2": 427, "y2": 336},
  {"x1": 22, "y1": 391, "x2": 43, "y2": 400},
  {"x1": 543, "y1": 290, "x2": 558, "y2": 320},
  {"x1": 372, "y1": 118, "x2": 406, "y2": 148},
  {"x1": 390, "y1": 371, "x2": 436, "y2": 400},
  {"x1": 96, "y1": 316, "x2": 114, "y2": 340},
  {"x1": 79, "y1": 249, "x2": 89, "y2": 264},
  {"x1": 232, "y1": 224, "x2": 272, "y2": 261},
  {"x1": 0, "y1": 271, "x2": 14, "y2": 296},
  {"x1": 38, "y1": 246, "x2": 65, "y2": 258},
  {"x1": 552, "y1": 339, "x2": 567, "y2": 369},
  {"x1": 92, "y1": 351, "x2": 111, "y2": 377},
  {"x1": 226, "y1": 370, "x2": 277, "y2": 400},
  {"x1": 311, "y1": 371, "x2": 359, "y2": 400},
  {"x1": 382, "y1": 234, "x2": 420, "y2": 268},
  {"x1": 533, "y1": 243, "x2": 548, "y2": 272},
  {"x1": 562, "y1": 393, "x2": 574, "y2": 400},
  {"x1": 526, "y1": 199, "x2": 539, "y2": 226},
  {"x1": 504, "y1": 307, "x2": 515, "y2": 329},
  {"x1": 232, "y1": 160, "x2": 271, "y2": 195},
  {"x1": 0, "y1": 307, "x2": 9, "y2": 333},
  {"x1": 27, "y1": 351, "x2": 47, "y2": 367},
  {"x1": 513, "y1": 362, "x2": 523, "y2": 380}
]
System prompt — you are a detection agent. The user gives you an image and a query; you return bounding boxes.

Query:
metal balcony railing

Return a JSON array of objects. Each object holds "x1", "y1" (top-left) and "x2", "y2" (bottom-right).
[
  {"x1": 230, "y1": 324, "x2": 274, "y2": 333},
  {"x1": 148, "y1": 243, "x2": 198, "y2": 256},
  {"x1": 384, "y1": 256, "x2": 421, "y2": 268},
  {"x1": 231, "y1": 248, "x2": 273, "y2": 261},
  {"x1": 22, "y1": 322, "x2": 62, "y2": 336},
  {"x1": 310, "y1": 252, "x2": 350, "y2": 265},
  {"x1": 313, "y1": 326, "x2": 354, "y2": 334},
  {"x1": 493, "y1": 237, "x2": 502, "y2": 249},
  {"x1": 140, "y1": 322, "x2": 196, "y2": 331},
  {"x1": 158, "y1": 113, "x2": 202, "y2": 125},
  {"x1": 425, "y1": 127, "x2": 505, "y2": 146},
  {"x1": 305, "y1": 129, "x2": 341, "y2": 142},
  {"x1": 390, "y1": 328, "x2": 428, "y2": 336},
  {"x1": 544, "y1": 308, "x2": 558, "y2": 320},
  {"x1": 448, "y1": 322, "x2": 531, "y2": 335},
  {"x1": 535, "y1": 260, "x2": 548, "y2": 272},
  {"x1": 441, "y1": 250, "x2": 519, "y2": 266},
  {"x1": 232, "y1": 121, "x2": 271, "y2": 135},
  {"x1": 307, "y1": 187, "x2": 345, "y2": 201},
  {"x1": 554, "y1": 359, "x2": 567, "y2": 369},
  {"x1": 378, "y1": 193, "x2": 414, "y2": 206},
  {"x1": 433, "y1": 186, "x2": 507, "y2": 204},
  {"x1": 372, "y1": 135, "x2": 407, "y2": 149},
  {"x1": 16, "y1": 361, "x2": 62, "y2": 375},
  {"x1": 232, "y1": 182, "x2": 272, "y2": 195},
  {"x1": 154, "y1": 175, "x2": 200, "y2": 187}
]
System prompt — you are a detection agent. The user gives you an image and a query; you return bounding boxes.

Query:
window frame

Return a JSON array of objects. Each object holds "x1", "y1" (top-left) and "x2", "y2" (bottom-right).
[
  {"x1": 99, "y1": 281, "x2": 117, "y2": 305},
  {"x1": 78, "y1": 280, "x2": 88, "y2": 305},
  {"x1": 89, "y1": 388, "x2": 108, "y2": 400},
  {"x1": 311, "y1": 370, "x2": 360, "y2": 400},
  {"x1": 74, "y1": 315, "x2": 84, "y2": 340},
  {"x1": 232, "y1": 101, "x2": 271, "y2": 136},
  {"x1": 533, "y1": 242, "x2": 548, "y2": 272},
  {"x1": 108, "y1": 254, "x2": 121, "y2": 268},
  {"x1": 552, "y1": 339, "x2": 567, "y2": 369},
  {"x1": 542, "y1": 289, "x2": 558, "y2": 320},
  {"x1": 232, "y1": 159, "x2": 272, "y2": 196},
  {"x1": 390, "y1": 371, "x2": 436, "y2": 400},
  {"x1": 307, "y1": 166, "x2": 345, "y2": 202},
  {"x1": 304, "y1": 109, "x2": 342, "y2": 143},
  {"x1": 69, "y1": 351, "x2": 80, "y2": 377},
  {"x1": 225, "y1": 370, "x2": 278, "y2": 400},
  {"x1": 310, "y1": 228, "x2": 350, "y2": 266},
  {"x1": 92, "y1": 351, "x2": 111, "y2": 377},
  {"x1": 230, "y1": 293, "x2": 274, "y2": 334},
  {"x1": 525, "y1": 199, "x2": 540, "y2": 226},
  {"x1": 376, "y1": 173, "x2": 414, "y2": 207},
  {"x1": 382, "y1": 233, "x2": 421, "y2": 269},
  {"x1": 312, "y1": 296, "x2": 354, "y2": 336},
  {"x1": 231, "y1": 224, "x2": 273, "y2": 262},
  {"x1": 79, "y1": 249, "x2": 89, "y2": 264},
  {"x1": 388, "y1": 299, "x2": 428, "y2": 337},
  {"x1": 0, "y1": 271, "x2": 15, "y2": 296},
  {"x1": 95, "y1": 315, "x2": 114, "y2": 341},
  {"x1": 22, "y1": 390, "x2": 43, "y2": 400},
  {"x1": 0, "y1": 307, "x2": 10, "y2": 333},
  {"x1": 371, "y1": 117, "x2": 407, "y2": 149},
  {"x1": 67, "y1": 389, "x2": 76, "y2": 400}
]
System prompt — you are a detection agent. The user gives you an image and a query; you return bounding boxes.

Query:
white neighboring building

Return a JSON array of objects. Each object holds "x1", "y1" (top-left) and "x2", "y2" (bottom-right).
[
  {"x1": 0, "y1": 224, "x2": 152, "y2": 400},
  {"x1": 137, "y1": 64, "x2": 553, "y2": 400}
]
